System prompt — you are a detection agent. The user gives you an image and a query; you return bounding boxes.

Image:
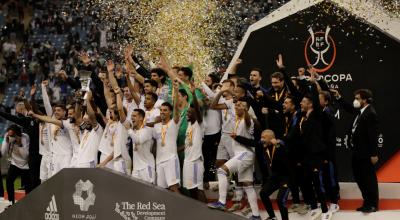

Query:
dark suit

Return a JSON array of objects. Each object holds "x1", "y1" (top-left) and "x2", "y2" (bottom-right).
[
  {"x1": 298, "y1": 84, "x2": 329, "y2": 212},
  {"x1": 338, "y1": 98, "x2": 379, "y2": 208}
]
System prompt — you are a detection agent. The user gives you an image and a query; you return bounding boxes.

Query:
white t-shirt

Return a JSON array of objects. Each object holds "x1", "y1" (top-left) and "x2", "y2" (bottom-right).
[
  {"x1": 221, "y1": 98, "x2": 236, "y2": 134},
  {"x1": 220, "y1": 98, "x2": 256, "y2": 134},
  {"x1": 76, "y1": 125, "x2": 104, "y2": 164},
  {"x1": 63, "y1": 120, "x2": 81, "y2": 157},
  {"x1": 203, "y1": 108, "x2": 221, "y2": 135},
  {"x1": 231, "y1": 118, "x2": 254, "y2": 154},
  {"x1": 49, "y1": 120, "x2": 74, "y2": 156},
  {"x1": 39, "y1": 123, "x2": 51, "y2": 156},
  {"x1": 1, "y1": 133, "x2": 30, "y2": 169},
  {"x1": 184, "y1": 121, "x2": 204, "y2": 162},
  {"x1": 98, "y1": 121, "x2": 118, "y2": 156},
  {"x1": 128, "y1": 126, "x2": 155, "y2": 170},
  {"x1": 139, "y1": 95, "x2": 164, "y2": 110},
  {"x1": 123, "y1": 99, "x2": 138, "y2": 121},
  {"x1": 153, "y1": 119, "x2": 180, "y2": 164},
  {"x1": 144, "y1": 108, "x2": 160, "y2": 124}
]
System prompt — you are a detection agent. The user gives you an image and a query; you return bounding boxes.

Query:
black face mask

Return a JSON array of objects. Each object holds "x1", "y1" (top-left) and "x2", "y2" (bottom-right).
[
  {"x1": 69, "y1": 118, "x2": 76, "y2": 123},
  {"x1": 79, "y1": 122, "x2": 88, "y2": 131},
  {"x1": 85, "y1": 125, "x2": 92, "y2": 131}
]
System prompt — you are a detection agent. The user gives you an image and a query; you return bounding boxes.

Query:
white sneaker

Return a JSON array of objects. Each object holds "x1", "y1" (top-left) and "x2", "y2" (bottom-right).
[
  {"x1": 227, "y1": 202, "x2": 241, "y2": 212},
  {"x1": 241, "y1": 205, "x2": 252, "y2": 217},
  {"x1": 288, "y1": 203, "x2": 301, "y2": 213},
  {"x1": 309, "y1": 208, "x2": 322, "y2": 220},
  {"x1": 321, "y1": 211, "x2": 333, "y2": 220},
  {"x1": 329, "y1": 203, "x2": 339, "y2": 213},
  {"x1": 297, "y1": 204, "x2": 310, "y2": 215}
]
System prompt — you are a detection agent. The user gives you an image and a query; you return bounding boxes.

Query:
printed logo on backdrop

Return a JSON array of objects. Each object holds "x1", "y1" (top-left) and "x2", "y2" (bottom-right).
[
  {"x1": 114, "y1": 201, "x2": 166, "y2": 220},
  {"x1": 45, "y1": 195, "x2": 60, "y2": 220},
  {"x1": 72, "y1": 179, "x2": 97, "y2": 220},
  {"x1": 304, "y1": 26, "x2": 336, "y2": 73}
]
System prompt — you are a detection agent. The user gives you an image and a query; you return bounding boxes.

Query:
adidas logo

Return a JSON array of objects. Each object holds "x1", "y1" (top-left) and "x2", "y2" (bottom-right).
[{"x1": 45, "y1": 195, "x2": 60, "y2": 220}]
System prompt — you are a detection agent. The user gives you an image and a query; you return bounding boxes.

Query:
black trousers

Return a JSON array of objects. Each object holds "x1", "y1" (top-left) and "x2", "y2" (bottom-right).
[
  {"x1": 202, "y1": 131, "x2": 221, "y2": 182},
  {"x1": 322, "y1": 160, "x2": 340, "y2": 204},
  {"x1": 6, "y1": 164, "x2": 31, "y2": 203},
  {"x1": 28, "y1": 154, "x2": 42, "y2": 191},
  {"x1": 288, "y1": 160, "x2": 307, "y2": 204},
  {"x1": 302, "y1": 158, "x2": 328, "y2": 213},
  {"x1": 352, "y1": 154, "x2": 379, "y2": 208},
  {"x1": 260, "y1": 174, "x2": 290, "y2": 220}
]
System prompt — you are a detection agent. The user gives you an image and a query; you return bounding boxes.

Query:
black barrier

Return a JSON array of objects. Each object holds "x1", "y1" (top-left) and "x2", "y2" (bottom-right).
[
  {"x1": 234, "y1": 1, "x2": 400, "y2": 181},
  {"x1": 0, "y1": 168, "x2": 245, "y2": 220}
]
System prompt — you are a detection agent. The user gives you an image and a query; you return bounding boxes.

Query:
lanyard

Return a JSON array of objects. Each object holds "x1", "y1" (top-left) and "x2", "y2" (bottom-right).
[
  {"x1": 234, "y1": 116, "x2": 243, "y2": 133},
  {"x1": 299, "y1": 116, "x2": 306, "y2": 133},
  {"x1": 275, "y1": 88, "x2": 285, "y2": 102},
  {"x1": 266, "y1": 145, "x2": 276, "y2": 167},
  {"x1": 161, "y1": 122, "x2": 169, "y2": 146},
  {"x1": 52, "y1": 124, "x2": 60, "y2": 141},
  {"x1": 187, "y1": 125, "x2": 193, "y2": 147},
  {"x1": 144, "y1": 108, "x2": 154, "y2": 124},
  {"x1": 80, "y1": 131, "x2": 90, "y2": 148}
]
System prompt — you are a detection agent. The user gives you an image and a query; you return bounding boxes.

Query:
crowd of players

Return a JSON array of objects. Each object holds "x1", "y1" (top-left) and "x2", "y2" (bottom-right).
[{"x1": 0, "y1": 44, "x2": 380, "y2": 220}]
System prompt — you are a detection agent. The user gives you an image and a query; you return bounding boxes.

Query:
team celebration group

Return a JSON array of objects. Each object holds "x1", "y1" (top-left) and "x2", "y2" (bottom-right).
[{"x1": 0, "y1": 46, "x2": 380, "y2": 220}]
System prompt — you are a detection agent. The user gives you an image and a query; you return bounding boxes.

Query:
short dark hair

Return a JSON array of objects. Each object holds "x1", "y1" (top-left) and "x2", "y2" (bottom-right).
[
  {"x1": 303, "y1": 93, "x2": 313, "y2": 105},
  {"x1": 7, "y1": 124, "x2": 22, "y2": 137},
  {"x1": 208, "y1": 73, "x2": 220, "y2": 85},
  {"x1": 150, "y1": 68, "x2": 167, "y2": 84},
  {"x1": 251, "y1": 68, "x2": 263, "y2": 76},
  {"x1": 354, "y1": 89, "x2": 373, "y2": 103},
  {"x1": 284, "y1": 95, "x2": 297, "y2": 106},
  {"x1": 179, "y1": 67, "x2": 193, "y2": 79},
  {"x1": 133, "y1": 109, "x2": 145, "y2": 118},
  {"x1": 319, "y1": 91, "x2": 331, "y2": 104},
  {"x1": 270, "y1": 72, "x2": 284, "y2": 81},
  {"x1": 228, "y1": 73, "x2": 238, "y2": 79},
  {"x1": 144, "y1": 79, "x2": 158, "y2": 88},
  {"x1": 222, "y1": 79, "x2": 234, "y2": 87},
  {"x1": 53, "y1": 103, "x2": 66, "y2": 111},
  {"x1": 161, "y1": 102, "x2": 173, "y2": 111},
  {"x1": 236, "y1": 83, "x2": 247, "y2": 93},
  {"x1": 237, "y1": 97, "x2": 250, "y2": 109},
  {"x1": 146, "y1": 92, "x2": 158, "y2": 102},
  {"x1": 178, "y1": 89, "x2": 188, "y2": 101}
]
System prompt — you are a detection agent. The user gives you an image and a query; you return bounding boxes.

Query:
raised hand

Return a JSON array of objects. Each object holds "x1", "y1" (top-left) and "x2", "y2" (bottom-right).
[
  {"x1": 58, "y1": 70, "x2": 68, "y2": 80},
  {"x1": 124, "y1": 45, "x2": 135, "y2": 64},
  {"x1": 276, "y1": 54, "x2": 284, "y2": 69},
  {"x1": 27, "y1": 110, "x2": 34, "y2": 117},
  {"x1": 173, "y1": 79, "x2": 180, "y2": 90},
  {"x1": 329, "y1": 89, "x2": 341, "y2": 99},
  {"x1": 79, "y1": 51, "x2": 91, "y2": 65},
  {"x1": 42, "y1": 80, "x2": 49, "y2": 87},
  {"x1": 113, "y1": 87, "x2": 121, "y2": 94},
  {"x1": 107, "y1": 60, "x2": 115, "y2": 73},
  {"x1": 73, "y1": 66, "x2": 79, "y2": 78},
  {"x1": 235, "y1": 58, "x2": 243, "y2": 66},
  {"x1": 30, "y1": 84, "x2": 37, "y2": 97}
]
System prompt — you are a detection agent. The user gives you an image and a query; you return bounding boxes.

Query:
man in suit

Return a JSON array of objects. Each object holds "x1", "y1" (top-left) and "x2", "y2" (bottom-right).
[
  {"x1": 299, "y1": 77, "x2": 330, "y2": 220},
  {"x1": 332, "y1": 89, "x2": 379, "y2": 213}
]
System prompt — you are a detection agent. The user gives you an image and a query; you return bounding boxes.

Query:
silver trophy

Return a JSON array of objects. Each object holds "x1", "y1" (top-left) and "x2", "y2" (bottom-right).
[{"x1": 79, "y1": 70, "x2": 92, "y2": 100}]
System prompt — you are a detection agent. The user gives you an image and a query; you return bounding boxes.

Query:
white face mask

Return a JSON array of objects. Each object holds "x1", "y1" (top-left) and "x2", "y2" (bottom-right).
[{"x1": 353, "y1": 99, "x2": 361, "y2": 109}]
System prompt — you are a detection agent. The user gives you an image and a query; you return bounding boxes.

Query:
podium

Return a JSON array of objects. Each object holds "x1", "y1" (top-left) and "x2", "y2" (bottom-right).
[{"x1": 0, "y1": 168, "x2": 245, "y2": 220}]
